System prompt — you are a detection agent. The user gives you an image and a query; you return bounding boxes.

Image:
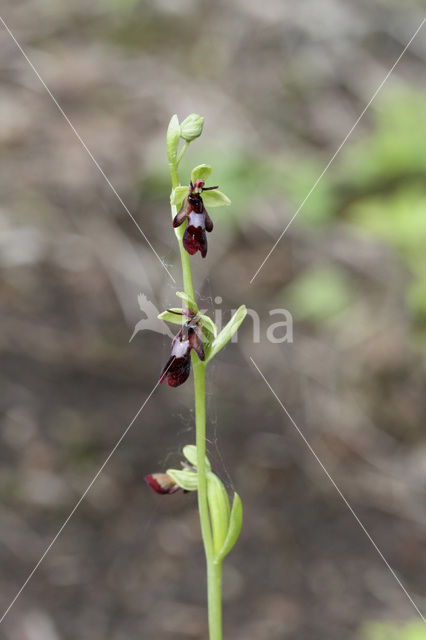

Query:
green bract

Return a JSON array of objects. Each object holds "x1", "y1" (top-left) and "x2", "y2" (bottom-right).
[
  {"x1": 171, "y1": 185, "x2": 189, "y2": 208},
  {"x1": 191, "y1": 164, "x2": 212, "y2": 183},
  {"x1": 183, "y1": 444, "x2": 211, "y2": 470},
  {"x1": 199, "y1": 313, "x2": 218, "y2": 338},
  {"x1": 205, "y1": 305, "x2": 247, "y2": 362},
  {"x1": 180, "y1": 113, "x2": 204, "y2": 141},
  {"x1": 167, "y1": 114, "x2": 180, "y2": 164},
  {"x1": 176, "y1": 291, "x2": 198, "y2": 313},
  {"x1": 216, "y1": 493, "x2": 243, "y2": 562},
  {"x1": 207, "y1": 473, "x2": 231, "y2": 556}
]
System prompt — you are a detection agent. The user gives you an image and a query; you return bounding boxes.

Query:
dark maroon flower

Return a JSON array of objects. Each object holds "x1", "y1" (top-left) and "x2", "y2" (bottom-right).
[
  {"x1": 173, "y1": 179, "x2": 217, "y2": 258},
  {"x1": 145, "y1": 473, "x2": 179, "y2": 494},
  {"x1": 159, "y1": 310, "x2": 205, "y2": 387}
]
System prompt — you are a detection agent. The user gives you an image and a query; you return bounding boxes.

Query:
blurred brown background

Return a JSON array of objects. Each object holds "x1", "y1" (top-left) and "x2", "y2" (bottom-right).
[{"x1": 1, "y1": 1, "x2": 426, "y2": 639}]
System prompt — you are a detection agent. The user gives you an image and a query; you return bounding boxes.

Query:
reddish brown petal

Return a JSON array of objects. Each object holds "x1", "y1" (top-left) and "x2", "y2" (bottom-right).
[
  {"x1": 173, "y1": 197, "x2": 192, "y2": 228},
  {"x1": 189, "y1": 328, "x2": 205, "y2": 361},
  {"x1": 145, "y1": 473, "x2": 179, "y2": 494},
  {"x1": 199, "y1": 229, "x2": 208, "y2": 258},
  {"x1": 204, "y1": 208, "x2": 214, "y2": 233}
]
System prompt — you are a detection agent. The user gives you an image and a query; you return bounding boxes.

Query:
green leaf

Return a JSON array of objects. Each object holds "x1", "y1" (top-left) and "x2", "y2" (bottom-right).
[
  {"x1": 176, "y1": 291, "x2": 198, "y2": 314},
  {"x1": 170, "y1": 185, "x2": 189, "y2": 208},
  {"x1": 191, "y1": 164, "x2": 212, "y2": 184},
  {"x1": 166, "y1": 468, "x2": 198, "y2": 492},
  {"x1": 201, "y1": 189, "x2": 231, "y2": 208},
  {"x1": 182, "y1": 445, "x2": 211, "y2": 470},
  {"x1": 199, "y1": 313, "x2": 217, "y2": 338},
  {"x1": 207, "y1": 473, "x2": 231, "y2": 556},
  {"x1": 205, "y1": 305, "x2": 247, "y2": 362},
  {"x1": 167, "y1": 114, "x2": 180, "y2": 164},
  {"x1": 216, "y1": 493, "x2": 243, "y2": 562},
  {"x1": 158, "y1": 308, "x2": 185, "y2": 325}
]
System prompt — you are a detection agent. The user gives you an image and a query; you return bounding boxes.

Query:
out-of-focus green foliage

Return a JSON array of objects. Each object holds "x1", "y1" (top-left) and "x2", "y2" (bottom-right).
[
  {"x1": 347, "y1": 187, "x2": 426, "y2": 342},
  {"x1": 348, "y1": 188, "x2": 426, "y2": 263},
  {"x1": 342, "y1": 89, "x2": 426, "y2": 185},
  {"x1": 341, "y1": 89, "x2": 426, "y2": 347},
  {"x1": 283, "y1": 265, "x2": 354, "y2": 324},
  {"x1": 359, "y1": 620, "x2": 426, "y2": 640},
  {"x1": 279, "y1": 88, "x2": 426, "y2": 344}
]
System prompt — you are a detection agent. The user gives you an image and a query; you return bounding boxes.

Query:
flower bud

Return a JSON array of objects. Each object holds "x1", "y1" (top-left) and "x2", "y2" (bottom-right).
[
  {"x1": 145, "y1": 473, "x2": 179, "y2": 494},
  {"x1": 180, "y1": 113, "x2": 204, "y2": 142}
]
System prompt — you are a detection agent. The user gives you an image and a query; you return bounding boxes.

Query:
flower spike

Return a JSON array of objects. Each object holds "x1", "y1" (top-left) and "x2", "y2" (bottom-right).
[{"x1": 146, "y1": 115, "x2": 247, "y2": 636}]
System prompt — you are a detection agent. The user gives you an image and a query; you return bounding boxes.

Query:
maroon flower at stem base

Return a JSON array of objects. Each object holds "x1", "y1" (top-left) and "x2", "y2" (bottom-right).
[
  {"x1": 159, "y1": 309, "x2": 205, "y2": 388},
  {"x1": 145, "y1": 473, "x2": 179, "y2": 494},
  {"x1": 173, "y1": 179, "x2": 217, "y2": 258}
]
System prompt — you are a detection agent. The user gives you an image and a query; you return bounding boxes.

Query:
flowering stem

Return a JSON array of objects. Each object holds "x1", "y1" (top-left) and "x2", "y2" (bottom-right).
[
  {"x1": 176, "y1": 140, "x2": 190, "y2": 166},
  {"x1": 193, "y1": 355, "x2": 222, "y2": 639},
  {"x1": 169, "y1": 144, "x2": 222, "y2": 640}
]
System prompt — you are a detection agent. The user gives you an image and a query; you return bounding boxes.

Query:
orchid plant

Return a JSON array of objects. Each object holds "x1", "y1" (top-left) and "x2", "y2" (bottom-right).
[{"x1": 144, "y1": 114, "x2": 247, "y2": 639}]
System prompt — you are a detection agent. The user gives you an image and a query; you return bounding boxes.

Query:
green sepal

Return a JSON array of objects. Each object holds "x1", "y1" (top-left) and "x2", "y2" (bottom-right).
[
  {"x1": 167, "y1": 114, "x2": 180, "y2": 164},
  {"x1": 207, "y1": 473, "x2": 231, "y2": 556},
  {"x1": 191, "y1": 164, "x2": 212, "y2": 184},
  {"x1": 201, "y1": 189, "x2": 231, "y2": 208},
  {"x1": 176, "y1": 291, "x2": 198, "y2": 314},
  {"x1": 170, "y1": 185, "x2": 189, "y2": 208},
  {"x1": 158, "y1": 308, "x2": 185, "y2": 325},
  {"x1": 205, "y1": 305, "x2": 247, "y2": 362},
  {"x1": 182, "y1": 444, "x2": 211, "y2": 471},
  {"x1": 167, "y1": 468, "x2": 198, "y2": 492},
  {"x1": 199, "y1": 313, "x2": 217, "y2": 338},
  {"x1": 215, "y1": 492, "x2": 243, "y2": 562}
]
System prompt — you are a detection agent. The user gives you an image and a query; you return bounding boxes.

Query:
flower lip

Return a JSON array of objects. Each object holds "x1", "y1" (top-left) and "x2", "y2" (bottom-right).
[{"x1": 145, "y1": 473, "x2": 179, "y2": 494}]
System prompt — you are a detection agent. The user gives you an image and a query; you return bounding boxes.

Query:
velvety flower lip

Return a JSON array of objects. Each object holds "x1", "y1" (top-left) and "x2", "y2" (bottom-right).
[
  {"x1": 173, "y1": 180, "x2": 217, "y2": 258},
  {"x1": 183, "y1": 212, "x2": 208, "y2": 257},
  {"x1": 159, "y1": 310, "x2": 205, "y2": 387},
  {"x1": 145, "y1": 473, "x2": 179, "y2": 494}
]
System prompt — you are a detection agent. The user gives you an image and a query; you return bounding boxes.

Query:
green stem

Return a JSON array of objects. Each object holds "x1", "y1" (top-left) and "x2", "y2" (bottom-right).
[
  {"x1": 208, "y1": 556, "x2": 223, "y2": 637},
  {"x1": 169, "y1": 143, "x2": 222, "y2": 640},
  {"x1": 193, "y1": 356, "x2": 222, "y2": 639},
  {"x1": 176, "y1": 140, "x2": 189, "y2": 166},
  {"x1": 178, "y1": 230, "x2": 195, "y2": 299}
]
